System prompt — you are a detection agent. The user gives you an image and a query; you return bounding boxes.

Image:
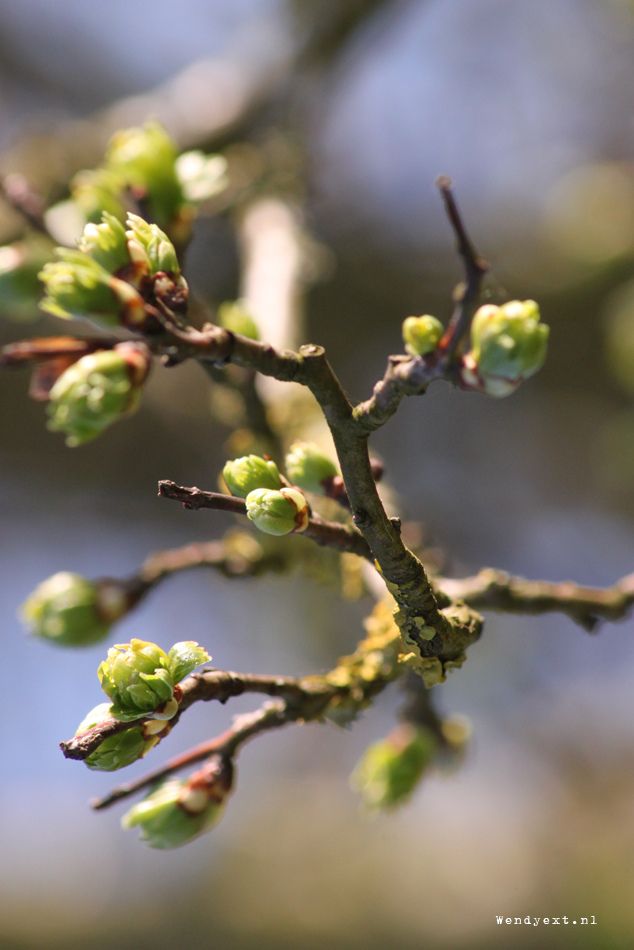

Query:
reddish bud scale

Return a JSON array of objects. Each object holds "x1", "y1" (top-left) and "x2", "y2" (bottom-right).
[
  {"x1": 185, "y1": 755, "x2": 234, "y2": 810},
  {"x1": 115, "y1": 341, "x2": 152, "y2": 388},
  {"x1": 152, "y1": 272, "x2": 189, "y2": 315},
  {"x1": 114, "y1": 259, "x2": 148, "y2": 291}
]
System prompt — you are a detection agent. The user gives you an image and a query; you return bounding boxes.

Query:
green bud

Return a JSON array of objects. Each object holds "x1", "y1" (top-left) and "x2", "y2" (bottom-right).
[
  {"x1": 222, "y1": 455, "x2": 282, "y2": 497},
  {"x1": 46, "y1": 343, "x2": 151, "y2": 446},
  {"x1": 74, "y1": 703, "x2": 165, "y2": 772},
  {"x1": 122, "y1": 779, "x2": 219, "y2": 848},
  {"x1": 175, "y1": 150, "x2": 228, "y2": 203},
  {"x1": 285, "y1": 441, "x2": 338, "y2": 493},
  {"x1": 20, "y1": 572, "x2": 127, "y2": 646},
  {"x1": 217, "y1": 300, "x2": 260, "y2": 340},
  {"x1": 97, "y1": 637, "x2": 210, "y2": 721},
  {"x1": 122, "y1": 757, "x2": 233, "y2": 849},
  {"x1": 245, "y1": 486, "x2": 309, "y2": 536},
  {"x1": 125, "y1": 213, "x2": 181, "y2": 277},
  {"x1": 106, "y1": 122, "x2": 183, "y2": 227},
  {"x1": 402, "y1": 314, "x2": 444, "y2": 356},
  {"x1": 77, "y1": 212, "x2": 129, "y2": 274},
  {"x1": 463, "y1": 300, "x2": 549, "y2": 397},
  {"x1": 351, "y1": 724, "x2": 437, "y2": 810},
  {"x1": 71, "y1": 168, "x2": 126, "y2": 223},
  {"x1": 0, "y1": 242, "x2": 51, "y2": 321},
  {"x1": 39, "y1": 250, "x2": 145, "y2": 327}
]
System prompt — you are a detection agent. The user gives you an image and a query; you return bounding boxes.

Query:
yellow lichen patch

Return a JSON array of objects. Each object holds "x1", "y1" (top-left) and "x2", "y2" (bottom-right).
[{"x1": 312, "y1": 599, "x2": 402, "y2": 724}]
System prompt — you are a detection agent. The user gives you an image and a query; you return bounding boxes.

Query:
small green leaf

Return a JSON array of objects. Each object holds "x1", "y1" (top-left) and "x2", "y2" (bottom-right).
[
  {"x1": 167, "y1": 642, "x2": 211, "y2": 683},
  {"x1": 139, "y1": 668, "x2": 174, "y2": 701}
]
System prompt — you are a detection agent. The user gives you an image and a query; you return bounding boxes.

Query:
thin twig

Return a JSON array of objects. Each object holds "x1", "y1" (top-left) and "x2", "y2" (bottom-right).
[
  {"x1": 134, "y1": 537, "x2": 283, "y2": 588},
  {"x1": 163, "y1": 318, "x2": 468, "y2": 656},
  {"x1": 352, "y1": 178, "x2": 488, "y2": 432},
  {"x1": 157, "y1": 479, "x2": 373, "y2": 560},
  {"x1": 352, "y1": 354, "x2": 446, "y2": 434},
  {"x1": 399, "y1": 672, "x2": 449, "y2": 745},
  {"x1": 1, "y1": 173, "x2": 52, "y2": 238},
  {"x1": 91, "y1": 700, "x2": 291, "y2": 810},
  {"x1": 435, "y1": 175, "x2": 489, "y2": 360},
  {"x1": 152, "y1": 325, "x2": 483, "y2": 659},
  {"x1": 91, "y1": 594, "x2": 405, "y2": 810},
  {"x1": 0, "y1": 336, "x2": 120, "y2": 368},
  {"x1": 436, "y1": 569, "x2": 634, "y2": 632}
]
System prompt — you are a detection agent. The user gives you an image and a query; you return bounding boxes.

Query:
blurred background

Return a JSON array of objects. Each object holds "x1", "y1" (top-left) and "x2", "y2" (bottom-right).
[{"x1": 1, "y1": 0, "x2": 634, "y2": 947}]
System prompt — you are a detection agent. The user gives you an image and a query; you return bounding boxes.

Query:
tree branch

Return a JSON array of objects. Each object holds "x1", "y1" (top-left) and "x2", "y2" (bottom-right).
[
  {"x1": 0, "y1": 335, "x2": 120, "y2": 368},
  {"x1": 62, "y1": 591, "x2": 406, "y2": 768},
  {"x1": 61, "y1": 668, "x2": 335, "y2": 761},
  {"x1": 134, "y1": 537, "x2": 282, "y2": 588},
  {"x1": 0, "y1": 173, "x2": 51, "y2": 238},
  {"x1": 91, "y1": 588, "x2": 406, "y2": 810},
  {"x1": 157, "y1": 479, "x2": 373, "y2": 560},
  {"x1": 153, "y1": 327, "x2": 483, "y2": 661},
  {"x1": 436, "y1": 569, "x2": 634, "y2": 632},
  {"x1": 91, "y1": 700, "x2": 292, "y2": 810},
  {"x1": 435, "y1": 175, "x2": 489, "y2": 360},
  {"x1": 142, "y1": 179, "x2": 485, "y2": 662},
  {"x1": 352, "y1": 354, "x2": 447, "y2": 434},
  {"x1": 352, "y1": 178, "x2": 488, "y2": 433},
  {"x1": 398, "y1": 672, "x2": 450, "y2": 744},
  {"x1": 92, "y1": 535, "x2": 289, "y2": 623}
]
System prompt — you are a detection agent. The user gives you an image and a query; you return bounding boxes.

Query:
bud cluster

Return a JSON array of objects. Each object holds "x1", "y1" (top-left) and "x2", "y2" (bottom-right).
[
  {"x1": 70, "y1": 122, "x2": 227, "y2": 240},
  {"x1": 71, "y1": 639, "x2": 210, "y2": 771},
  {"x1": 39, "y1": 212, "x2": 186, "y2": 329},
  {"x1": 220, "y1": 443, "x2": 343, "y2": 536},
  {"x1": 97, "y1": 638, "x2": 210, "y2": 721},
  {"x1": 221, "y1": 453, "x2": 312, "y2": 537},
  {"x1": 74, "y1": 702, "x2": 170, "y2": 772}
]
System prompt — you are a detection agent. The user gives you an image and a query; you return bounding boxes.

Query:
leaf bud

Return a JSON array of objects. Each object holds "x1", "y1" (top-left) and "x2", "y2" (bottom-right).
[
  {"x1": 462, "y1": 299, "x2": 549, "y2": 397},
  {"x1": 105, "y1": 122, "x2": 184, "y2": 228},
  {"x1": 74, "y1": 702, "x2": 168, "y2": 772},
  {"x1": 402, "y1": 314, "x2": 444, "y2": 356},
  {"x1": 125, "y1": 213, "x2": 182, "y2": 278},
  {"x1": 122, "y1": 755, "x2": 233, "y2": 849},
  {"x1": 351, "y1": 723, "x2": 437, "y2": 810},
  {"x1": 71, "y1": 167, "x2": 126, "y2": 223},
  {"x1": 245, "y1": 487, "x2": 309, "y2": 536},
  {"x1": 20, "y1": 572, "x2": 128, "y2": 646},
  {"x1": 222, "y1": 454, "x2": 282, "y2": 498},
  {"x1": 39, "y1": 251, "x2": 146, "y2": 327},
  {"x1": 77, "y1": 212, "x2": 129, "y2": 273},
  {"x1": 284, "y1": 441, "x2": 339, "y2": 494},
  {"x1": 46, "y1": 342, "x2": 151, "y2": 446}
]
